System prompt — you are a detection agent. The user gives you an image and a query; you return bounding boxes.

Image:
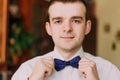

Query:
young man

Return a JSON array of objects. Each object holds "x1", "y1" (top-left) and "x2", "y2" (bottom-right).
[{"x1": 11, "y1": 0, "x2": 120, "y2": 80}]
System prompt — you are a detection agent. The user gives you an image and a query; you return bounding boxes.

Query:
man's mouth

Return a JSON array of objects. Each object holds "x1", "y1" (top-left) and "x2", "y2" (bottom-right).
[{"x1": 60, "y1": 36, "x2": 74, "y2": 39}]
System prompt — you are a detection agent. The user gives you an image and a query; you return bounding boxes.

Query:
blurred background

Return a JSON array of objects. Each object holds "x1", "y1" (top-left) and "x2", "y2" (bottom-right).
[{"x1": 0, "y1": 0, "x2": 120, "y2": 80}]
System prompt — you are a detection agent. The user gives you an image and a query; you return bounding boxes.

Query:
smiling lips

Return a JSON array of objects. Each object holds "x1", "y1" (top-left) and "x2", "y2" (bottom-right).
[{"x1": 60, "y1": 36, "x2": 74, "y2": 39}]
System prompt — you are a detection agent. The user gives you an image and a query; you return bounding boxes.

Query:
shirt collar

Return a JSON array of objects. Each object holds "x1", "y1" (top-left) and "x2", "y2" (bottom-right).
[{"x1": 52, "y1": 47, "x2": 84, "y2": 61}]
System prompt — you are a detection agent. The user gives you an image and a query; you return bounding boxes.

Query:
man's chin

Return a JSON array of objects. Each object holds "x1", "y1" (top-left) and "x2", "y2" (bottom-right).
[{"x1": 60, "y1": 46, "x2": 77, "y2": 52}]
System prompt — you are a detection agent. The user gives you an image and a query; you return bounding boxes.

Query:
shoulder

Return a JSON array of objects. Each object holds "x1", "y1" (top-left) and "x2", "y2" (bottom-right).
[
  {"x1": 12, "y1": 51, "x2": 54, "y2": 79},
  {"x1": 84, "y1": 52, "x2": 120, "y2": 79},
  {"x1": 83, "y1": 52, "x2": 120, "y2": 71},
  {"x1": 21, "y1": 51, "x2": 54, "y2": 68},
  {"x1": 84, "y1": 52, "x2": 116, "y2": 67}
]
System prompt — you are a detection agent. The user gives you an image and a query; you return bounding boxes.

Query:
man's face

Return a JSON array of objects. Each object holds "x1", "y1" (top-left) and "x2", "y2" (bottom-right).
[{"x1": 46, "y1": 2, "x2": 91, "y2": 53}]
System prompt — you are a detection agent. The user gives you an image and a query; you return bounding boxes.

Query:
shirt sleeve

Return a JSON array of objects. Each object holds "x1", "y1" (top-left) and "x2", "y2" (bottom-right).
[
  {"x1": 107, "y1": 64, "x2": 120, "y2": 80},
  {"x1": 11, "y1": 61, "x2": 33, "y2": 80},
  {"x1": 95, "y1": 57, "x2": 120, "y2": 80},
  {"x1": 11, "y1": 55, "x2": 50, "y2": 80}
]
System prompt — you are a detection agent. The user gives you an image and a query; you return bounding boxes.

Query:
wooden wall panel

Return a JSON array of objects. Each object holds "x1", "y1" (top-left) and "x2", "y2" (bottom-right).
[{"x1": 0, "y1": 0, "x2": 8, "y2": 71}]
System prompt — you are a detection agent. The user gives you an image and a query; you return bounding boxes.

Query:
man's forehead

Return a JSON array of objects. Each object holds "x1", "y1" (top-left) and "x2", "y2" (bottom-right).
[
  {"x1": 48, "y1": 1, "x2": 86, "y2": 14},
  {"x1": 48, "y1": 2, "x2": 86, "y2": 20}
]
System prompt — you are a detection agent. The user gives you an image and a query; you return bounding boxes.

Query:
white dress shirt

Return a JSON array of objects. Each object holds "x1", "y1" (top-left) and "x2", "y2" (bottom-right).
[{"x1": 11, "y1": 48, "x2": 120, "y2": 80}]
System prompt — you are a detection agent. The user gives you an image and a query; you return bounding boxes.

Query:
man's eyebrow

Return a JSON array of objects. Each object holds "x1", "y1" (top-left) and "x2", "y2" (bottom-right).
[
  {"x1": 71, "y1": 16, "x2": 83, "y2": 20},
  {"x1": 52, "y1": 17, "x2": 62, "y2": 21},
  {"x1": 51, "y1": 16, "x2": 83, "y2": 21}
]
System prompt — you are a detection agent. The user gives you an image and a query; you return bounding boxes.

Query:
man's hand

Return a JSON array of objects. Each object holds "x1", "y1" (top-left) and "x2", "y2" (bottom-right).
[
  {"x1": 78, "y1": 57, "x2": 99, "y2": 80},
  {"x1": 29, "y1": 57, "x2": 54, "y2": 80}
]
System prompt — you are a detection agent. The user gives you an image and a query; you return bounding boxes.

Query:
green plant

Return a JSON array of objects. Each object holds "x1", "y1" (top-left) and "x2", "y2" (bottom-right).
[
  {"x1": 9, "y1": 22, "x2": 34, "y2": 56},
  {"x1": 8, "y1": 3, "x2": 35, "y2": 57}
]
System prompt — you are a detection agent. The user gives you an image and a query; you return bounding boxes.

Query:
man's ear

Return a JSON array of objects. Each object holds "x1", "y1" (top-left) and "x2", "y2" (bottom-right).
[
  {"x1": 45, "y1": 22, "x2": 52, "y2": 36},
  {"x1": 85, "y1": 20, "x2": 91, "y2": 35}
]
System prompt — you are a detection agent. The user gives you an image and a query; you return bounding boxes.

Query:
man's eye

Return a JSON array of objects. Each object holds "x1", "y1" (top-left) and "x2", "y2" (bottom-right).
[
  {"x1": 72, "y1": 20, "x2": 81, "y2": 24},
  {"x1": 54, "y1": 20, "x2": 62, "y2": 24}
]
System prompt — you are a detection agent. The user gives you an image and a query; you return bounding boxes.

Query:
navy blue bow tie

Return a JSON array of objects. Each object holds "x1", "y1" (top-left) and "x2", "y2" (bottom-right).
[{"x1": 54, "y1": 56, "x2": 81, "y2": 71}]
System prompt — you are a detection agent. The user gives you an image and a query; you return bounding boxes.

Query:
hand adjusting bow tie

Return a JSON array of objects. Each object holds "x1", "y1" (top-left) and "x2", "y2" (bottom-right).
[{"x1": 54, "y1": 56, "x2": 81, "y2": 71}]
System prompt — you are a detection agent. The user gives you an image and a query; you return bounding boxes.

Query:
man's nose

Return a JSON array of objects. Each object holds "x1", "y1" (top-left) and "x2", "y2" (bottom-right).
[{"x1": 63, "y1": 21, "x2": 73, "y2": 32}]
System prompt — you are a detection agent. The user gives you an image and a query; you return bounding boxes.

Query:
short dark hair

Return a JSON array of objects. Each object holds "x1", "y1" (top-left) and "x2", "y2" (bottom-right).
[{"x1": 45, "y1": 0, "x2": 90, "y2": 22}]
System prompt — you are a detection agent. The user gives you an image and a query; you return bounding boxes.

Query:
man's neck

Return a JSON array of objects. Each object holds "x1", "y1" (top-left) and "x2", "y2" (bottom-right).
[{"x1": 55, "y1": 47, "x2": 81, "y2": 60}]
